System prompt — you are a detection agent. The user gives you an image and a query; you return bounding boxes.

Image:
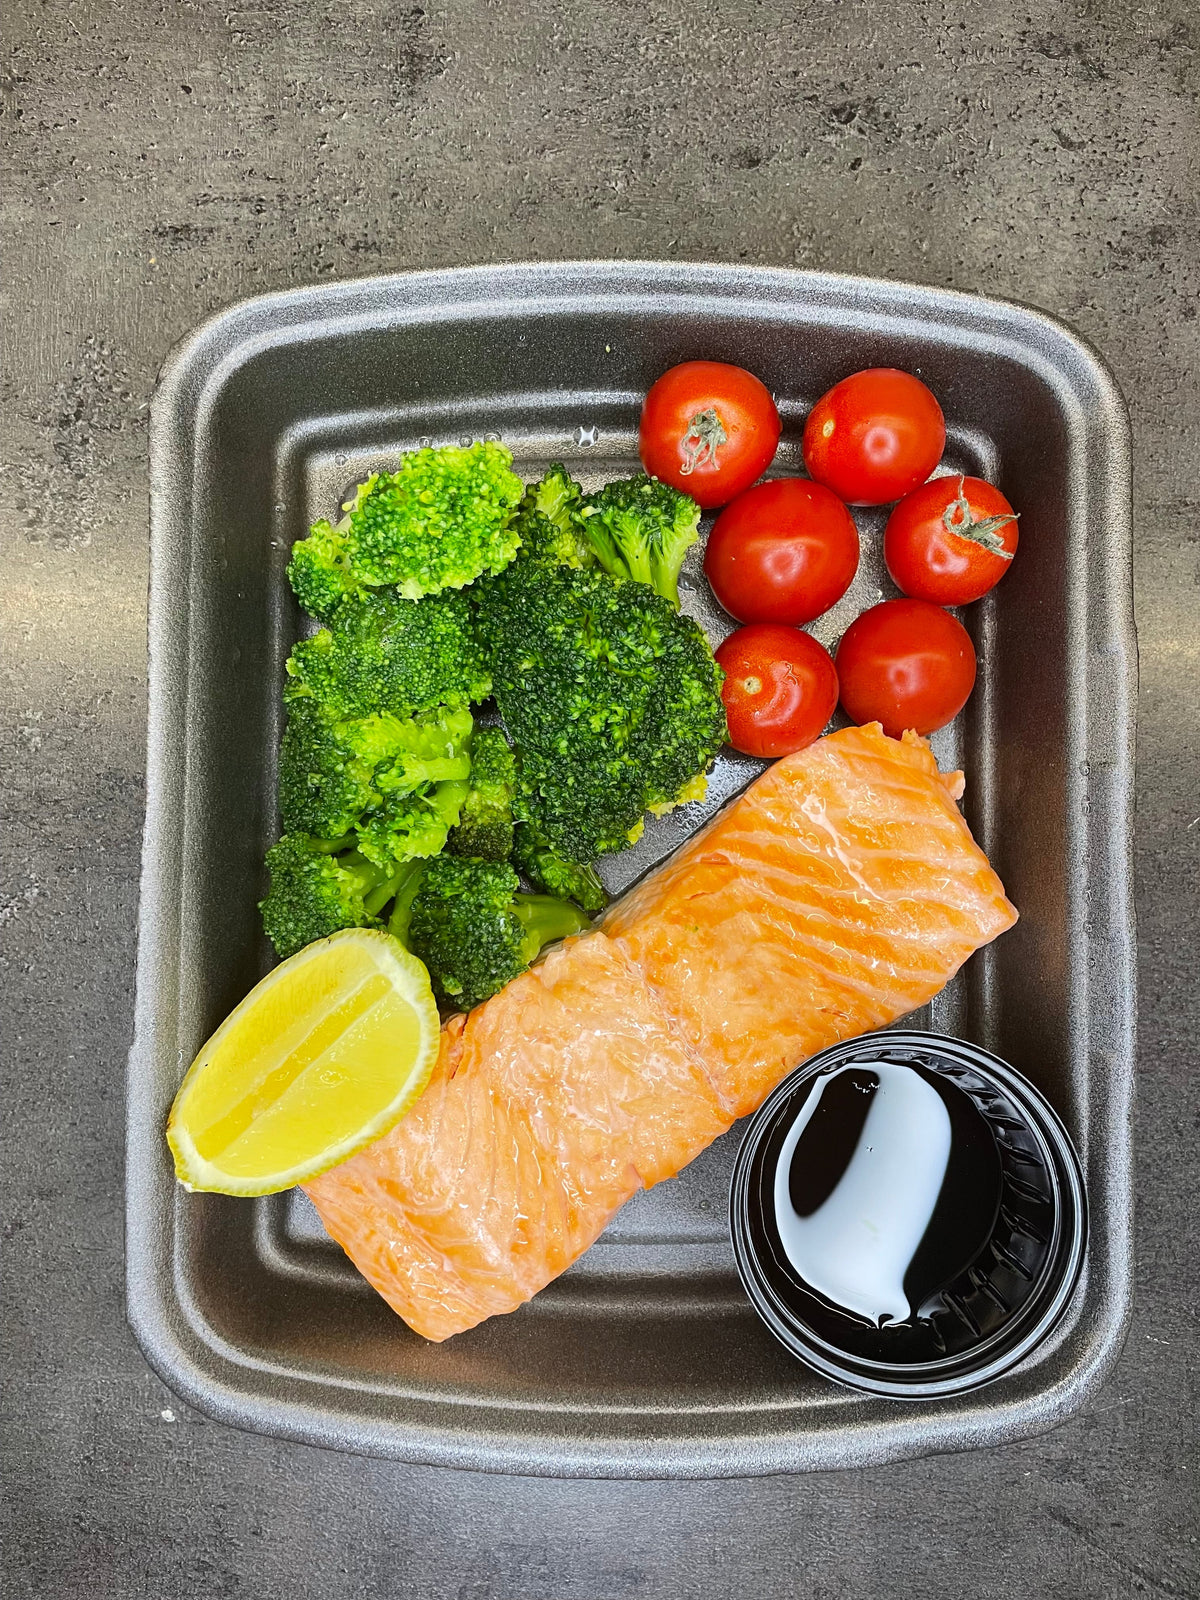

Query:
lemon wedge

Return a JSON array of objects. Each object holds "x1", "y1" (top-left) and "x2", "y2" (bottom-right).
[{"x1": 167, "y1": 929, "x2": 440, "y2": 1195}]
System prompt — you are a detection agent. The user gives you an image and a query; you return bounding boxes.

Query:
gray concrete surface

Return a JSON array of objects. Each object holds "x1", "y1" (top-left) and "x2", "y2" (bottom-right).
[{"x1": 2, "y1": 0, "x2": 1197, "y2": 1595}]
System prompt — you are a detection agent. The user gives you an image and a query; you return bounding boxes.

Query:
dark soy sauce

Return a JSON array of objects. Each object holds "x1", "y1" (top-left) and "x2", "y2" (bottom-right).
[
  {"x1": 772, "y1": 1062, "x2": 1003, "y2": 1329},
  {"x1": 732, "y1": 1033, "x2": 1087, "y2": 1394}
]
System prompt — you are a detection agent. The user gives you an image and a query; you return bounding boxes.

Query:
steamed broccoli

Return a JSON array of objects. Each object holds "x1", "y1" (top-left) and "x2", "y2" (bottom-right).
[
  {"x1": 474, "y1": 558, "x2": 726, "y2": 864},
  {"x1": 447, "y1": 728, "x2": 517, "y2": 862},
  {"x1": 284, "y1": 589, "x2": 491, "y2": 720},
  {"x1": 511, "y1": 463, "x2": 595, "y2": 570},
  {"x1": 259, "y1": 833, "x2": 410, "y2": 959},
  {"x1": 354, "y1": 777, "x2": 470, "y2": 869},
  {"x1": 580, "y1": 475, "x2": 702, "y2": 608},
  {"x1": 406, "y1": 856, "x2": 590, "y2": 1012},
  {"x1": 278, "y1": 699, "x2": 472, "y2": 845},
  {"x1": 279, "y1": 700, "x2": 402, "y2": 840},
  {"x1": 287, "y1": 442, "x2": 525, "y2": 618},
  {"x1": 285, "y1": 484, "x2": 369, "y2": 622},
  {"x1": 511, "y1": 823, "x2": 607, "y2": 913}
]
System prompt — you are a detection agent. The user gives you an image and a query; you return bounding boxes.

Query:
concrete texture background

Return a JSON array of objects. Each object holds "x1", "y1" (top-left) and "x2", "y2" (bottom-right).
[{"x1": 2, "y1": 0, "x2": 1197, "y2": 1595}]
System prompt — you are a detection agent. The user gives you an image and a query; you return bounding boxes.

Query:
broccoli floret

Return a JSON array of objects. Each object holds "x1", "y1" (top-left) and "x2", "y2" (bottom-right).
[
  {"x1": 353, "y1": 779, "x2": 469, "y2": 870},
  {"x1": 278, "y1": 699, "x2": 472, "y2": 845},
  {"x1": 634, "y1": 612, "x2": 731, "y2": 815},
  {"x1": 406, "y1": 857, "x2": 590, "y2": 1012},
  {"x1": 285, "y1": 478, "x2": 375, "y2": 623},
  {"x1": 259, "y1": 833, "x2": 409, "y2": 959},
  {"x1": 511, "y1": 822, "x2": 607, "y2": 913},
  {"x1": 278, "y1": 700, "x2": 401, "y2": 840},
  {"x1": 356, "y1": 719, "x2": 473, "y2": 869},
  {"x1": 286, "y1": 443, "x2": 524, "y2": 615},
  {"x1": 510, "y1": 464, "x2": 595, "y2": 569},
  {"x1": 580, "y1": 474, "x2": 702, "y2": 608},
  {"x1": 447, "y1": 728, "x2": 517, "y2": 862},
  {"x1": 284, "y1": 589, "x2": 491, "y2": 719},
  {"x1": 474, "y1": 559, "x2": 727, "y2": 863}
]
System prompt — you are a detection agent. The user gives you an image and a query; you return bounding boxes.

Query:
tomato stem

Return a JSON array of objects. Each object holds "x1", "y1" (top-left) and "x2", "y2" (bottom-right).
[
  {"x1": 941, "y1": 477, "x2": 1018, "y2": 558},
  {"x1": 679, "y1": 408, "x2": 728, "y2": 475}
]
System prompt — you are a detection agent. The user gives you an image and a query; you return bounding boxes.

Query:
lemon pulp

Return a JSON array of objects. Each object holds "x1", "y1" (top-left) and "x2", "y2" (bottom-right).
[{"x1": 167, "y1": 928, "x2": 440, "y2": 1195}]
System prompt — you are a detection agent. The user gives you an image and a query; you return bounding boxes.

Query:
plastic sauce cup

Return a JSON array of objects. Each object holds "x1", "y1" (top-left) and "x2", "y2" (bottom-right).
[{"x1": 729, "y1": 1032, "x2": 1087, "y2": 1398}]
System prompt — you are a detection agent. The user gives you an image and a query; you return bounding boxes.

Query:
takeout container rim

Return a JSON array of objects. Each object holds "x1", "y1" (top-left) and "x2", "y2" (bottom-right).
[{"x1": 151, "y1": 258, "x2": 1132, "y2": 430}]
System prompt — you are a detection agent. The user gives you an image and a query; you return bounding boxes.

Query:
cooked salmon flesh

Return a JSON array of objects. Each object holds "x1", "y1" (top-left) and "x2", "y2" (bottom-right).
[{"x1": 304, "y1": 723, "x2": 1018, "y2": 1341}]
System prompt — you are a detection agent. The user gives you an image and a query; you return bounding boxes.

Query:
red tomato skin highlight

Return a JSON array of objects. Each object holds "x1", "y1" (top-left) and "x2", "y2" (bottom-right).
[
  {"x1": 704, "y1": 477, "x2": 860, "y2": 625},
  {"x1": 884, "y1": 475, "x2": 1019, "y2": 605},
  {"x1": 802, "y1": 368, "x2": 946, "y2": 506},
  {"x1": 639, "y1": 361, "x2": 781, "y2": 509},
  {"x1": 715, "y1": 623, "x2": 839, "y2": 758},
  {"x1": 835, "y1": 599, "x2": 976, "y2": 738}
]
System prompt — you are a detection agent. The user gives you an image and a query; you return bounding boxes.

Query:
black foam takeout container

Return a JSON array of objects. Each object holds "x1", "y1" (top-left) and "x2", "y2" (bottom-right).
[{"x1": 129, "y1": 263, "x2": 1136, "y2": 1477}]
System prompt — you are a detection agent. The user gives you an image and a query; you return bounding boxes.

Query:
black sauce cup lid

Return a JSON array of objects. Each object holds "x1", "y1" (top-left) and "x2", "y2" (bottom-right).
[{"x1": 729, "y1": 1032, "x2": 1088, "y2": 1399}]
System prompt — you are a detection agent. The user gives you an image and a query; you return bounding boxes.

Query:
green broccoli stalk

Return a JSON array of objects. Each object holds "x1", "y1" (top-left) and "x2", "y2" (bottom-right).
[
  {"x1": 406, "y1": 857, "x2": 590, "y2": 1013},
  {"x1": 581, "y1": 474, "x2": 702, "y2": 608},
  {"x1": 385, "y1": 859, "x2": 427, "y2": 946},
  {"x1": 511, "y1": 895, "x2": 591, "y2": 958},
  {"x1": 284, "y1": 589, "x2": 491, "y2": 720},
  {"x1": 447, "y1": 727, "x2": 518, "y2": 862},
  {"x1": 259, "y1": 833, "x2": 410, "y2": 959},
  {"x1": 511, "y1": 822, "x2": 607, "y2": 913},
  {"x1": 286, "y1": 443, "x2": 524, "y2": 618}
]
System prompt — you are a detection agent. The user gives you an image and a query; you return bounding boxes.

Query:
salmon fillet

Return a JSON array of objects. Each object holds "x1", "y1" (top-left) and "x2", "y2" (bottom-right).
[
  {"x1": 304, "y1": 931, "x2": 731, "y2": 1339},
  {"x1": 604, "y1": 723, "x2": 1016, "y2": 1117},
  {"x1": 304, "y1": 723, "x2": 1017, "y2": 1341}
]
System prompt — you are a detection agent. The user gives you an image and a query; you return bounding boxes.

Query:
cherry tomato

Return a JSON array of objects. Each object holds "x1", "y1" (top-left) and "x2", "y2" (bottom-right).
[
  {"x1": 715, "y1": 624, "x2": 839, "y2": 758},
  {"x1": 640, "y1": 360, "x2": 781, "y2": 509},
  {"x1": 704, "y1": 477, "x2": 860, "y2": 626},
  {"x1": 802, "y1": 368, "x2": 945, "y2": 506},
  {"x1": 884, "y1": 475, "x2": 1019, "y2": 605},
  {"x1": 835, "y1": 599, "x2": 975, "y2": 738}
]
